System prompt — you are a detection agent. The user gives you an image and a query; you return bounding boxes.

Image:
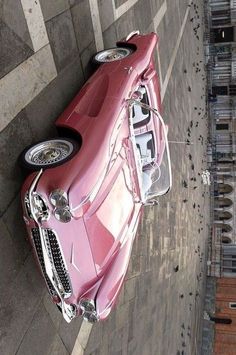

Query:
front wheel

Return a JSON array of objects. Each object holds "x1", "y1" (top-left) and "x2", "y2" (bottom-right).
[
  {"x1": 92, "y1": 47, "x2": 133, "y2": 64},
  {"x1": 20, "y1": 138, "x2": 79, "y2": 171}
]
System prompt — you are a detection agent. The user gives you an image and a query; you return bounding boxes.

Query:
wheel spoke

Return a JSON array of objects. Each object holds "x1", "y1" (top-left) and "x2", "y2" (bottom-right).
[
  {"x1": 24, "y1": 139, "x2": 74, "y2": 167},
  {"x1": 95, "y1": 48, "x2": 132, "y2": 63}
]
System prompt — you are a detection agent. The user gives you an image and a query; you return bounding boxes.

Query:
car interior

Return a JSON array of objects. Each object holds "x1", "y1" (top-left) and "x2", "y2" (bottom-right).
[
  {"x1": 135, "y1": 131, "x2": 155, "y2": 166},
  {"x1": 132, "y1": 86, "x2": 150, "y2": 128}
]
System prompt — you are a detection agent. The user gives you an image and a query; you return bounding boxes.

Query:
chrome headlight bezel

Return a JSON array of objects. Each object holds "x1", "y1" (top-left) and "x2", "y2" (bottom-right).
[
  {"x1": 83, "y1": 311, "x2": 99, "y2": 323},
  {"x1": 49, "y1": 189, "x2": 72, "y2": 223},
  {"x1": 79, "y1": 299, "x2": 99, "y2": 323},
  {"x1": 54, "y1": 207, "x2": 72, "y2": 223},
  {"x1": 49, "y1": 189, "x2": 68, "y2": 208}
]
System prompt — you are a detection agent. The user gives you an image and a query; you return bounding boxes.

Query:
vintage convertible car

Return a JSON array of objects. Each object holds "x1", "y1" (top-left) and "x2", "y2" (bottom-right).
[{"x1": 20, "y1": 31, "x2": 172, "y2": 323}]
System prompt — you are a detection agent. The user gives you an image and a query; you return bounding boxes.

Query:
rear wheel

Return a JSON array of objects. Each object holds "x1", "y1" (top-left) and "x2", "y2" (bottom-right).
[
  {"x1": 20, "y1": 138, "x2": 79, "y2": 170},
  {"x1": 92, "y1": 47, "x2": 133, "y2": 64}
]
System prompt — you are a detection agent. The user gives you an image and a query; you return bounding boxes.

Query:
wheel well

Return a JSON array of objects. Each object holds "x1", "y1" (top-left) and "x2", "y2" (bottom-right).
[
  {"x1": 116, "y1": 41, "x2": 137, "y2": 52},
  {"x1": 57, "y1": 126, "x2": 82, "y2": 148}
]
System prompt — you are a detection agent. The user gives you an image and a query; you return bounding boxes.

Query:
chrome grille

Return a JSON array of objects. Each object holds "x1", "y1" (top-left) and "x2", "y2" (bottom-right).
[
  {"x1": 32, "y1": 228, "x2": 55, "y2": 296},
  {"x1": 47, "y1": 229, "x2": 71, "y2": 294},
  {"x1": 32, "y1": 228, "x2": 72, "y2": 296}
]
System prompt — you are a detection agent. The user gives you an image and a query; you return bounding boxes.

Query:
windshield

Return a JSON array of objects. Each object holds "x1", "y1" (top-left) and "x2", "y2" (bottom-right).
[{"x1": 128, "y1": 99, "x2": 172, "y2": 202}]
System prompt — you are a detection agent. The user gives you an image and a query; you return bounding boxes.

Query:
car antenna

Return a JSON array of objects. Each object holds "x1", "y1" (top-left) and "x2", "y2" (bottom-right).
[{"x1": 168, "y1": 140, "x2": 194, "y2": 145}]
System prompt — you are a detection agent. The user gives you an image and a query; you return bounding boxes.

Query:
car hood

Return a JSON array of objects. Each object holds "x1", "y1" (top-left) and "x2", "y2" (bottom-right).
[
  {"x1": 81, "y1": 157, "x2": 136, "y2": 275},
  {"x1": 42, "y1": 214, "x2": 99, "y2": 302},
  {"x1": 31, "y1": 146, "x2": 137, "y2": 287}
]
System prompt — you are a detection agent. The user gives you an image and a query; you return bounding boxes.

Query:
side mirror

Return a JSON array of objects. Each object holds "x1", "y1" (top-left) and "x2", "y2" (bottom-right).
[
  {"x1": 132, "y1": 90, "x2": 143, "y2": 101},
  {"x1": 144, "y1": 199, "x2": 159, "y2": 206}
]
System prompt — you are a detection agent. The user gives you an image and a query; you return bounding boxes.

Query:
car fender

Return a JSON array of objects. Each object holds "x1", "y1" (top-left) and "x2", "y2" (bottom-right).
[{"x1": 95, "y1": 205, "x2": 141, "y2": 320}]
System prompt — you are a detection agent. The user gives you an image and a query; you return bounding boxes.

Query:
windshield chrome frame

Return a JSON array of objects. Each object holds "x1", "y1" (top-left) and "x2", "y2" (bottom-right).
[
  {"x1": 127, "y1": 99, "x2": 172, "y2": 203},
  {"x1": 127, "y1": 102, "x2": 146, "y2": 202}
]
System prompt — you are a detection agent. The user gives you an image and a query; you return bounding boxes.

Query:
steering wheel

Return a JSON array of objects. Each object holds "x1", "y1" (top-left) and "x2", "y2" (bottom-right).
[{"x1": 149, "y1": 161, "x2": 161, "y2": 184}]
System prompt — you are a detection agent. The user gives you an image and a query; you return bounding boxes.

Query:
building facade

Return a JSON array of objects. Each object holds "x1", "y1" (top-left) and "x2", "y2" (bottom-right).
[
  {"x1": 203, "y1": 1, "x2": 236, "y2": 354},
  {"x1": 206, "y1": 0, "x2": 236, "y2": 277},
  {"x1": 214, "y1": 278, "x2": 236, "y2": 354}
]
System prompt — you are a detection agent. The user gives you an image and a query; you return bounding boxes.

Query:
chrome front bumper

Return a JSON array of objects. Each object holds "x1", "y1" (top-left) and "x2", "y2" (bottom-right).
[{"x1": 26, "y1": 169, "x2": 76, "y2": 323}]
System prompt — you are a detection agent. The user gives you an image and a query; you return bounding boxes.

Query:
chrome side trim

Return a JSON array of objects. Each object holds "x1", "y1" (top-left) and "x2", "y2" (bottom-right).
[
  {"x1": 127, "y1": 101, "x2": 145, "y2": 202},
  {"x1": 28, "y1": 169, "x2": 50, "y2": 222},
  {"x1": 126, "y1": 30, "x2": 140, "y2": 41},
  {"x1": 28, "y1": 169, "x2": 43, "y2": 222}
]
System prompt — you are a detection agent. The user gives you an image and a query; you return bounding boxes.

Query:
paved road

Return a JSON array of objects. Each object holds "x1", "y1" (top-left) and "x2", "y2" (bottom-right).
[{"x1": 0, "y1": 0, "x2": 209, "y2": 354}]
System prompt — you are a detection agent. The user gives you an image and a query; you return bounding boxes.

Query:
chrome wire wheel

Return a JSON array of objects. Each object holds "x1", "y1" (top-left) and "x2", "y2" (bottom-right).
[
  {"x1": 93, "y1": 47, "x2": 133, "y2": 63},
  {"x1": 21, "y1": 138, "x2": 78, "y2": 170}
]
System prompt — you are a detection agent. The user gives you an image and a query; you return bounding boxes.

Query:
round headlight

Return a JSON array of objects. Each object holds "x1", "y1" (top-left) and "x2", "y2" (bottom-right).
[
  {"x1": 79, "y1": 299, "x2": 95, "y2": 312},
  {"x1": 50, "y1": 189, "x2": 68, "y2": 208},
  {"x1": 54, "y1": 207, "x2": 71, "y2": 223},
  {"x1": 79, "y1": 299, "x2": 99, "y2": 323}
]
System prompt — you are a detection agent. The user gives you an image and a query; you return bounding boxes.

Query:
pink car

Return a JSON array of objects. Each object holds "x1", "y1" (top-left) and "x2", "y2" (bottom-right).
[{"x1": 20, "y1": 31, "x2": 172, "y2": 323}]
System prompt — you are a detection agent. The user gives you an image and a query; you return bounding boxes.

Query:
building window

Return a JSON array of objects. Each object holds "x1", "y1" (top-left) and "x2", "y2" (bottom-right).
[
  {"x1": 212, "y1": 10, "x2": 231, "y2": 27},
  {"x1": 212, "y1": 27, "x2": 234, "y2": 43},
  {"x1": 215, "y1": 210, "x2": 232, "y2": 221},
  {"x1": 222, "y1": 251, "x2": 236, "y2": 273},
  {"x1": 212, "y1": 86, "x2": 228, "y2": 96},
  {"x1": 210, "y1": 316, "x2": 232, "y2": 324},
  {"x1": 214, "y1": 223, "x2": 232, "y2": 233},
  {"x1": 217, "y1": 183, "x2": 233, "y2": 194},
  {"x1": 229, "y1": 85, "x2": 236, "y2": 96},
  {"x1": 229, "y1": 303, "x2": 236, "y2": 309},
  {"x1": 222, "y1": 236, "x2": 232, "y2": 244},
  {"x1": 215, "y1": 197, "x2": 233, "y2": 208},
  {"x1": 216, "y1": 123, "x2": 229, "y2": 131}
]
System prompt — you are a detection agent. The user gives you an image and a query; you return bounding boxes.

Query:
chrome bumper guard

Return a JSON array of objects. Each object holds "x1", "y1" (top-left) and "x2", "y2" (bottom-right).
[
  {"x1": 27, "y1": 169, "x2": 76, "y2": 323},
  {"x1": 125, "y1": 30, "x2": 140, "y2": 41}
]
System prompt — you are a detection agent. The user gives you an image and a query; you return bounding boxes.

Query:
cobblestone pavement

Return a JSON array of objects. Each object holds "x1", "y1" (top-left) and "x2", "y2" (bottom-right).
[{"x1": 0, "y1": 0, "x2": 209, "y2": 354}]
